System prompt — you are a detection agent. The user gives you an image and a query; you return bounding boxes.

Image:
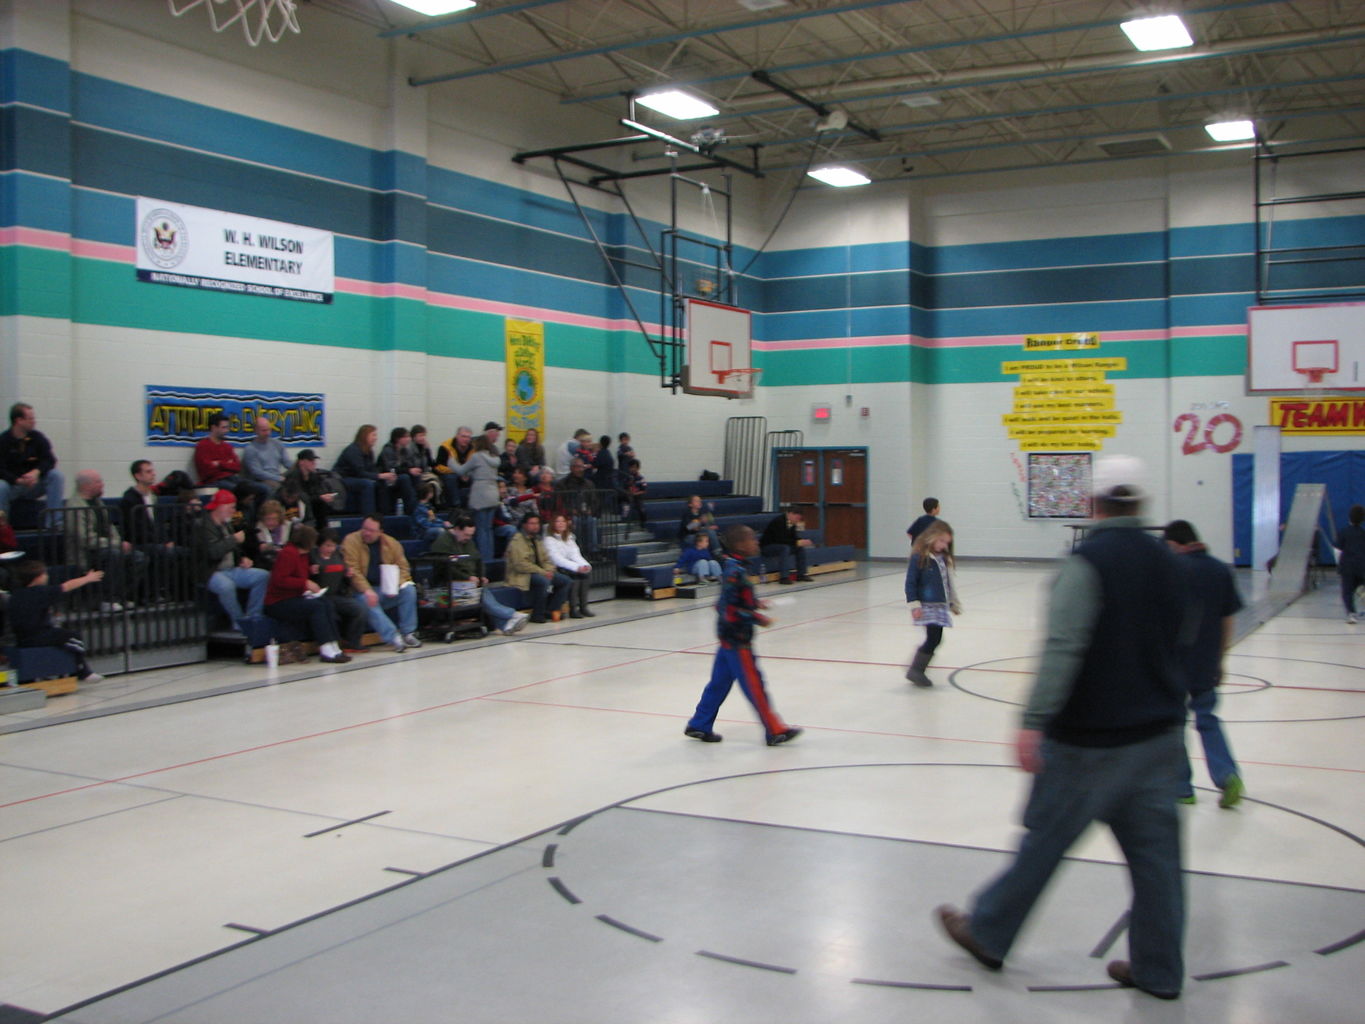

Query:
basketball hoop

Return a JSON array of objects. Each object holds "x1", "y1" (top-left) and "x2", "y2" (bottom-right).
[
  {"x1": 1291, "y1": 339, "x2": 1337, "y2": 388},
  {"x1": 168, "y1": 0, "x2": 301, "y2": 47},
  {"x1": 715, "y1": 367, "x2": 761, "y2": 398}
]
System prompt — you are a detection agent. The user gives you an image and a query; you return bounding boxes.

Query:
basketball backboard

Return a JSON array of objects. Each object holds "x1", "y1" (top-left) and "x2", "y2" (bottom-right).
[
  {"x1": 1248, "y1": 302, "x2": 1365, "y2": 391},
  {"x1": 682, "y1": 298, "x2": 756, "y2": 398}
]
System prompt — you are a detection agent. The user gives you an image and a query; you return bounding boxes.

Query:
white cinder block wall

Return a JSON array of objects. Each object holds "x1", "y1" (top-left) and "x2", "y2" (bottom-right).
[{"x1": 4, "y1": 2, "x2": 1356, "y2": 565}]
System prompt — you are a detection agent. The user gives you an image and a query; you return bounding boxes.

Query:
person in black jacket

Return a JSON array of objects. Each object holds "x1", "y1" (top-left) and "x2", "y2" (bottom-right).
[
  {"x1": 334, "y1": 424, "x2": 397, "y2": 515},
  {"x1": 1336, "y1": 503, "x2": 1365, "y2": 625},
  {"x1": 759, "y1": 509, "x2": 813, "y2": 584},
  {"x1": 1163, "y1": 519, "x2": 1245, "y2": 808},
  {"x1": 0, "y1": 402, "x2": 65, "y2": 521}
]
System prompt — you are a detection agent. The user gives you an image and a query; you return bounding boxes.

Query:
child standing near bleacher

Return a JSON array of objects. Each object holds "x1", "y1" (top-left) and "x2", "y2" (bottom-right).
[{"x1": 7, "y1": 559, "x2": 105, "y2": 682}]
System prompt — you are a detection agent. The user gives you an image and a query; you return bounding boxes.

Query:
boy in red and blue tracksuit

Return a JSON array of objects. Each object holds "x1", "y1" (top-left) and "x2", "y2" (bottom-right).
[{"x1": 684, "y1": 524, "x2": 801, "y2": 747}]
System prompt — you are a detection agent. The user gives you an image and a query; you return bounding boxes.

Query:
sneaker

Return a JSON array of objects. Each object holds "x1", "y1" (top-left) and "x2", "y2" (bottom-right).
[
  {"x1": 1177, "y1": 794, "x2": 1197, "y2": 805},
  {"x1": 390, "y1": 639, "x2": 408, "y2": 654},
  {"x1": 529, "y1": 614, "x2": 548, "y2": 624},
  {"x1": 684, "y1": 727, "x2": 723, "y2": 743},
  {"x1": 321, "y1": 653, "x2": 352, "y2": 664},
  {"x1": 778, "y1": 576, "x2": 794, "y2": 585},
  {"x1": 1106, "y1": 959, "x2": 1180, "y2": 1000},
  {"x1": 796, "y1": 574, "x2": 814, "y2": 582},
  {"x1": 1348, "y1": 614, "x2": 1358, "y2": 625},
  {"x1": 1218, "y1": 774, "x2": 1244, "y2": 809},
  {"x1": 402, "y1": 633, "x2": 423, "y2": 649},
  {"x1": 934, "y1": 905, "x2": 1002, "y2": 970},
  {"x1": 81, "y1": 672, "x2": 105, "y2": 684},
  {"x1": 766, "y1": 727, "x2": 802, "y2": 746}
]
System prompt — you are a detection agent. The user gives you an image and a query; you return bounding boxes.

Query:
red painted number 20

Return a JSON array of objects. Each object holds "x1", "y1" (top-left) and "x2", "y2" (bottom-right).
[{"x1": 1173, "y1": 412, "x2": 1243, "y2": 454}]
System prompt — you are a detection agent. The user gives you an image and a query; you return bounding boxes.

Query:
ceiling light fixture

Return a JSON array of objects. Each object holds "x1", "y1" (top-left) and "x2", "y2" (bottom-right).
[
  {"x1": 387, "y1": 0, "x2": 477, "y2": 15},
  {"x1": 1205, "y1": 119, "x2": 1256, "y2": 142},
  {"x1": 808, "y1": 166, "x2": 870, "y2": 187},
  {"x1": 636, "y1": 89, "x2": 720, "y2": 120},
  {"x1": 1119, "y1": 14, "x2": 1193, "y2": 51}
]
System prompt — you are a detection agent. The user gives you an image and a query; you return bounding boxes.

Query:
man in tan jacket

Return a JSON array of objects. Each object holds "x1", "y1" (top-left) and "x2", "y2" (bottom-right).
[
  {"x1": 503, "y1": 512, "x2": 572, "y2": 623},
  {"x1": 341, "y1": 514, "x2": 421, "y2": 651}
]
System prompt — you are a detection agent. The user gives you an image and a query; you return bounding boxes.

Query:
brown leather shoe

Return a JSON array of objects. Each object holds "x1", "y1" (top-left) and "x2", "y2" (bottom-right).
[
  {"x1": 935, "y1": 905, "x2": 1002, "y2": 969},
  {"x1": 1107, "y1": 960, "x2": 1180, "y2": 1000}
]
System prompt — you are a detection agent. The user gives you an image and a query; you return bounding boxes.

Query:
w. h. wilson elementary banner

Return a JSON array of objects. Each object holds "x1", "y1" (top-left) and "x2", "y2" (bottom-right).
[{"x1": 136, "y1": 198, "x2": 334, "y2": 304}]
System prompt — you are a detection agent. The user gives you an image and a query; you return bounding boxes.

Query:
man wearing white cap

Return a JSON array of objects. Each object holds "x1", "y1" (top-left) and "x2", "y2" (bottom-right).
[{"x1": 936, "y1": 455, "x2": 1190, "y2": 1000}]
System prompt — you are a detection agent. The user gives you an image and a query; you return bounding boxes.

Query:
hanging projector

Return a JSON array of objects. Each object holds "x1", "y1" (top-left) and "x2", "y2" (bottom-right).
[{"x1": 814, "y1": 109, "x2": 848, "y2": 132}]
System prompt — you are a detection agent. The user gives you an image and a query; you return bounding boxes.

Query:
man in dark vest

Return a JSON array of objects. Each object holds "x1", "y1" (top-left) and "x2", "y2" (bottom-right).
[{"x1": 935, "y1": 455, "x2": 1189, "y2": 1000}]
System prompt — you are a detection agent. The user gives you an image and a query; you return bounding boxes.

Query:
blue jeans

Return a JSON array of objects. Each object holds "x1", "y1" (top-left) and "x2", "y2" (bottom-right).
[
  {"x1": 969, "y1": 727, "x2": 1185, "y2": 996},
  {"x1": 481, "y1": 588, "x2": 517, "y2": 628},
  {"x1": 760, "y1": 542, "x2": 807, "y2": 579},
  {"x1": 0, "y1": 469, "x2": 65, "y2": 519},
  {"x1": 525, "y1": 571, "x2": 572, "y2": 619},
  {"x1": 363, "y1": 585, "x2": 418, "y2": 641},
  {"x1": 1182, "y1": 688, "x2": 1238, "y2": 792},
  {"x1": 207, "y1": 566, "x2": 270, "y2": 627}
]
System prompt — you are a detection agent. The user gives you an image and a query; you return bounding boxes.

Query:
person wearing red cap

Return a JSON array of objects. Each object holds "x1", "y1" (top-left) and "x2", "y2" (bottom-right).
[{"x1": 194, "y1": 488, "x2": 269, "y2": 631}]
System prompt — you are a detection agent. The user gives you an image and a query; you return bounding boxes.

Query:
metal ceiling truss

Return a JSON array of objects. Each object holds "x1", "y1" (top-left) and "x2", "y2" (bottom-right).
[{"x1": 513, "y1": 106, "x2": 759, "y2": 393}]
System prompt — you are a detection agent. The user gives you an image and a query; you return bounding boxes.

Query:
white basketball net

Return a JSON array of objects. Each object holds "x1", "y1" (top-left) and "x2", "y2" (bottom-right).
[{"x1": 168, "y1": 0, "x2": 301, "y2": 47}]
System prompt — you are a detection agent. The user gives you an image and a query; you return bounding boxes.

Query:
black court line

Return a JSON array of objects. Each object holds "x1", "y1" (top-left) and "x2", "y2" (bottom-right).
[
  {"x1": 695, "y1": 950, "x2": 797, "y2": 974},
  {"x1": 303, "y1": 810, "x2": 391, "y2": 837},
  {"x1": 1089, "y1": 911, "x2": 1130, "y2": 958},
  {"x1": 595, "y1": 914, "x2": 663, "y2": 943},
  {"x1": 613, "y1": 775, "x2": 1365, "y2": 891},
  {"x1": 0, "y1": 1004, "x2": 47, "y2": 1024},
  {"x1": 542, "y1": 843, "x2": 557, "y2": 867},
  {"x1": 383, "y1": 867, "x2": 425, "y2": 877},
  {"x1": 851, "y1": 977, "x2": 972, "y2": 992},
  {"x1": 1193, "y1": 960, "x2": 1290, "y2": 981},
  {"x1": 1027, "y1": 983, "x2": 1120, "y2": 992},
  {"x1": 222, "y1": 923, "x2": 270, "y2": 935},
  {"x1": 1316, "y1": 928, "x2": 1365, "y2": 955},
  {"x1": 548, "y1": 876, "x2": 581, "y2": 904},
  {"x1": 558, "y1": 815, "x2": 590, "y2": 835}
]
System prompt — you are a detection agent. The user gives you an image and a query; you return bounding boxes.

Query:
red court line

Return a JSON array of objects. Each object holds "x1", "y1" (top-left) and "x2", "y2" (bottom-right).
[
  {"x1": 480, "y1": 695, "x2": 1365, "y2": 772},
  {"x1": 0, "y1": 649, "x2": 680, "y2": 810}
]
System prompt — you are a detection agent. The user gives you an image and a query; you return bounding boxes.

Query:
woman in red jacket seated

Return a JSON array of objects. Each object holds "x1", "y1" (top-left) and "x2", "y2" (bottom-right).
[{"x1": 264, "y1": 523, "x2": 350, "y2": 664}]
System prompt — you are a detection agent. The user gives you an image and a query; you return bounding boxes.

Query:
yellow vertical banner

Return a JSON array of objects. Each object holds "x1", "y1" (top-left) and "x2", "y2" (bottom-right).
[{"x1": 505, "y1": 319, "x2": 545, "y2": 444}]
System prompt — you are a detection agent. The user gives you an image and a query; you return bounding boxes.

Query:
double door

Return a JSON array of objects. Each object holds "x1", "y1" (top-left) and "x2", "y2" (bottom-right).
[{"x1": 774, "y1": 447, "x2": 868, "y2": 554}]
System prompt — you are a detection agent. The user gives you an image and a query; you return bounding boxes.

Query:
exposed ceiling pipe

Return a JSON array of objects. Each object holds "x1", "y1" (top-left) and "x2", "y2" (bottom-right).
[
  {"x1": 408, "y1": 0, "x2": 909, "y2": 87},
  {"x1": 561, "y1": 0, "x2": 1287, "y2": 106},
  {"x1": 760, "y1": 105, "x2": 1365, "y2": 176},
  {"x1": 726, "y1": 25, "x2": 1365, "y2": 113},
  {"x1": 754, "y1": 72, "x2": 1365, "y2": 152}
]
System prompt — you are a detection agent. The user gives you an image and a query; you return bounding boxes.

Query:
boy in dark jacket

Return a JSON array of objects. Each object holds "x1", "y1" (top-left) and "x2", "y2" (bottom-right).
[{"x1": 8, "y1": 559, "x2": 105, "y2": 681}]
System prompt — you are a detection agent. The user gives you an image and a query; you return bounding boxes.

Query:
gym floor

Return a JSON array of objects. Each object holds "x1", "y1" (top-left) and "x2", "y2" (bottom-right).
[{"x1": 2, "y1": 561, "x2": 1361, "y2": 1023}]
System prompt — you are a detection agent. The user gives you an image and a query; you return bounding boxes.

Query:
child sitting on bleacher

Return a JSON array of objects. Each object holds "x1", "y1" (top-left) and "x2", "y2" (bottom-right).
[
  {"x1": 675, "y1": 533, "x2": 723, "y2": 584},
  {"x1": 411, "y1": 482, "x2": 452, "y2": 544},
  {"x1": 7, "y1": 559, "x2": 106, "y2": 682}
]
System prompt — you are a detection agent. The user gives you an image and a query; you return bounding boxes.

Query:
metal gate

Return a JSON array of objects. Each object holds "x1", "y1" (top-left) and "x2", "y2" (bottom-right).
[{"x1": 723, "y1": 417, "x2": 803, "y2": 502}]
